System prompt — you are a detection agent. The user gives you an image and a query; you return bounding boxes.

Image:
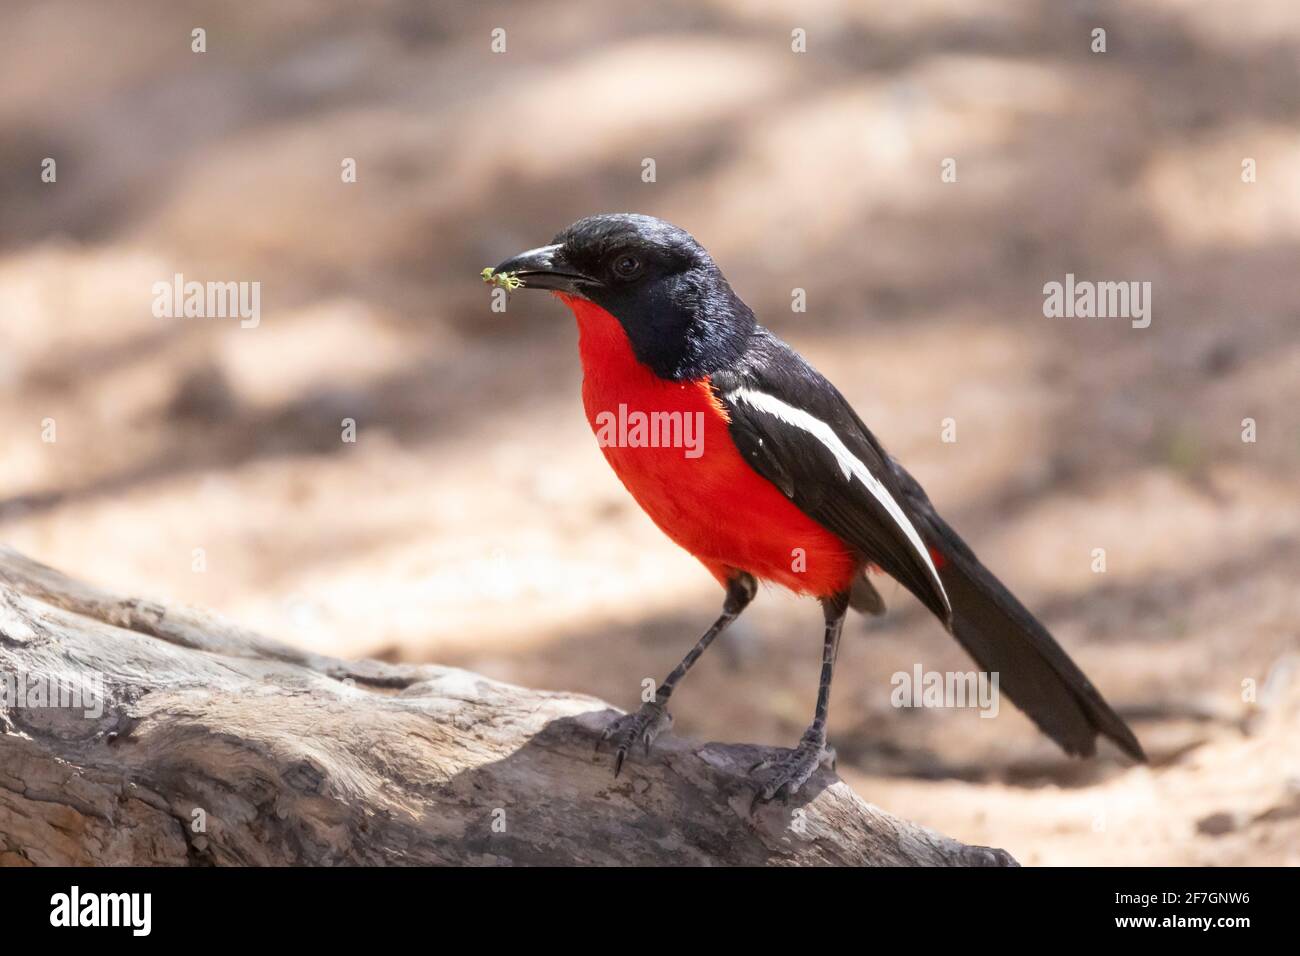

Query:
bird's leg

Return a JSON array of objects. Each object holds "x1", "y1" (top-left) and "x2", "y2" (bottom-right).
[
  {"x1": 749, "y1": 592, "x2": 849, "y2": 811},
  {"x1": 599, "y1": 573, "x2": 756, "y2": 777}
]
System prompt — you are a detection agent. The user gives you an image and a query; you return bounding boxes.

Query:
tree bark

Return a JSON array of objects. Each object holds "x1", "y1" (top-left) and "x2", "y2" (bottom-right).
[{"x1": 0, "y1": 545, "x2": 1016, "y2": 866}]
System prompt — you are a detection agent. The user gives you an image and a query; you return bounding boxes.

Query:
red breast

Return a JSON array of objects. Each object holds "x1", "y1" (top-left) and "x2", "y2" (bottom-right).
[{"x1": 558, "y1": 293, "x2": 859, "y2": 596}]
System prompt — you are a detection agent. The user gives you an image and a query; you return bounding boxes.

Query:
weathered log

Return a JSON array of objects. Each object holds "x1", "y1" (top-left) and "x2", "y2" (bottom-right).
[{"x1": 0, "y1": 546, "x2": 1016, "y2": 866}]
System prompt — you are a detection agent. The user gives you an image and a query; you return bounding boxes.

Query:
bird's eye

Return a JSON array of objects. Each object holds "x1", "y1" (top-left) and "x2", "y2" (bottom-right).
[{"x1": 612, "y1": 254, "x2": 641, "y2": 279}]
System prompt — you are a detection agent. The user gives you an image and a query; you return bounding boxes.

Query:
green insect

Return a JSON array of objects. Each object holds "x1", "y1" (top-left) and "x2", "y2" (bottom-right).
[{"x1": 480, "y1": 267, "x2": 524, "y2": 291}]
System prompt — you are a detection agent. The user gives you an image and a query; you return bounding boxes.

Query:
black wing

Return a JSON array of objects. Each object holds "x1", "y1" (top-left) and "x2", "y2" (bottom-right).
[
  {"x1": 711, "y1": 328, "x2": 951, "y2": 624},
  {"x1": 715, "y1": 326, "x2": 1143, "y2": 761}
]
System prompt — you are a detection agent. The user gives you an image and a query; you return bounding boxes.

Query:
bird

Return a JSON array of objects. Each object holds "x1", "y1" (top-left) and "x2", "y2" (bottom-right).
[{"x1": 489, "y1": 213, "x2": 1145, "y2": 809}]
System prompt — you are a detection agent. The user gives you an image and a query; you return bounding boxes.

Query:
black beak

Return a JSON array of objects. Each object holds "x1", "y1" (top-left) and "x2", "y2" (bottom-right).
[{"x1": 491, "y1": 243, "x2": 600, "y2": 295}]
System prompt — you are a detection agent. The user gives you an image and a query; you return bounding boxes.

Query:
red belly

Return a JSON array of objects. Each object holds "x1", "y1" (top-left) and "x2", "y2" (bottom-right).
[{"x1": 560, "y1": 294, "x2": 858, "y2": 596}]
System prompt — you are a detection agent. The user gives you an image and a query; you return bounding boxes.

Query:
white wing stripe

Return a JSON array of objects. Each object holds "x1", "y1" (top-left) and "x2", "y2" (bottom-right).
[{"x1": 727, "y1": 387, "x2": 948, "y2": 607}]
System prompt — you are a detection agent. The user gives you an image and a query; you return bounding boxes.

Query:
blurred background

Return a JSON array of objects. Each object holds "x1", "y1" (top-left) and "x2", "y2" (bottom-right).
[{"x1": 1, "y1": 0, "x2": 1298, "y2": 865}]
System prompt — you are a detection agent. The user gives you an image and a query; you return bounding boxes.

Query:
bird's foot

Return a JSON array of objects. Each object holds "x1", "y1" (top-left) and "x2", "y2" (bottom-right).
[
  {"x1": 597, "y1": 699, "x2": 673, "y2": 777},
  {"x1": 748, "y1": 726, "x2": 836, "y2": 812}
]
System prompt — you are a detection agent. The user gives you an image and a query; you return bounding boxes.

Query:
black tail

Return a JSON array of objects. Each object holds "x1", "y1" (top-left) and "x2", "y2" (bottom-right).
[{"x1": 888, "y1": 461, "x2": 1145, "y2": 762}]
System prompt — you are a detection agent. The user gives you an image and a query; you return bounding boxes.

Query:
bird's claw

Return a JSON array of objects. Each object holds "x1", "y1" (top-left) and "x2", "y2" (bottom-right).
[
  {"x1": 747, "y1": 727, "x2": 836, "y2": 813},
  {"x1": 598, "y1": 700, "x2": 673, "y2": 777}
]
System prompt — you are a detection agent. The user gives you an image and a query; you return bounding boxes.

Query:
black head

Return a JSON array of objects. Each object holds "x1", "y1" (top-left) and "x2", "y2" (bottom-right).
[{"x1": 491, "y1": 214, "x2": 755, "y2": 379}]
